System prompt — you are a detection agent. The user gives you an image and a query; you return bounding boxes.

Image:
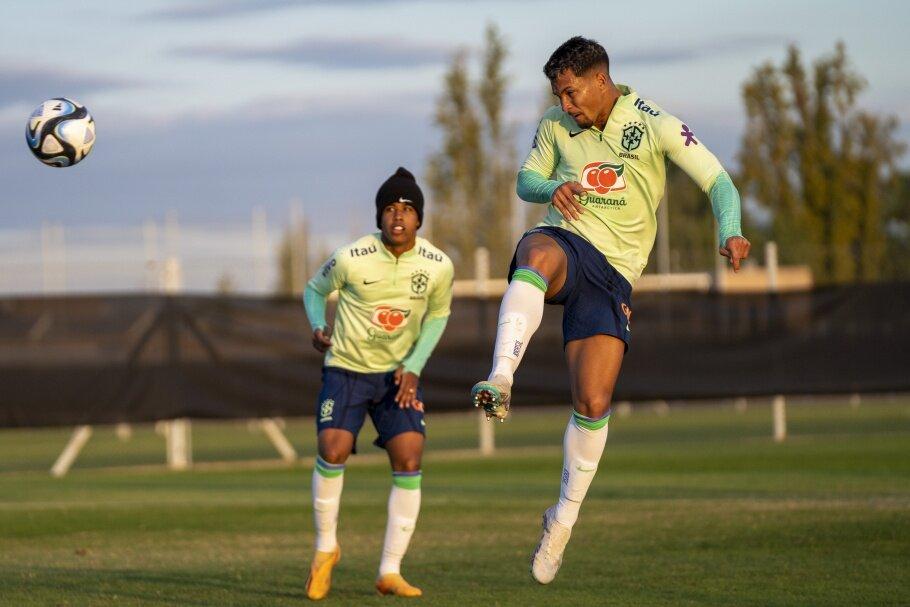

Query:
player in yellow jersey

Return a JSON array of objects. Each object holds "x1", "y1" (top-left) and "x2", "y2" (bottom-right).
[
  {"x1": 470, "y1": 37, "x2": 751, "y2": 584},
  {"x1": 303, "y1": 167, "x2": 454, "y2": 600}
]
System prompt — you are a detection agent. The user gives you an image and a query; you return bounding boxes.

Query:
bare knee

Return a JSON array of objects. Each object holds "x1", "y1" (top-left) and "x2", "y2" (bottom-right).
[
  {"x1": 574, "y1": 393, "x2": 613, "y2": 420},
  {"x1": 318, "y1": 434, "x2": 352, "y2": 465},
  {"x1": 518, "y1": 242, "x2": 559, "y2": 276},
  {"x1": 516, "y1": 236, "x2": 566, "y2": 296},
  {"x1": 391, "y1": 455, "x2": 421, "y2": 473},
  {"x1": 319, "y1": 447, "x2": 350, "y2": 465}
]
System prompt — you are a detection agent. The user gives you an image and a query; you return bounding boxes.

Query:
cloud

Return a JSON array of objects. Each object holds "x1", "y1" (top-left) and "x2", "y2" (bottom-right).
[
  {"x1": 614, "y1": 35, "x2": 788, "y2": 66},
  {"x1": 173, "y1": 38, "x2": 457, "y2": 70},
  {"x1": 147, "y1": 0, "x2": 300, "y2": 20},
  {"x1": 146, "y1": 0, "x2": 485, "y2": 21},
  {"x1": 0, "y1": 64, "x2": 138, "y2": 108}
]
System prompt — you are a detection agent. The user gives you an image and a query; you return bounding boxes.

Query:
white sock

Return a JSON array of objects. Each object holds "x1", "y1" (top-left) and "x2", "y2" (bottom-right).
[
  {"x1": 489, "y1": 267, "x2": 547, "y2": 385},
  {"x1": 378, "y1": 471, "x2": 422, "y2": 576},
  {"x1": 312, "y1": 456, "x2": 345, "y2": 552},
  {"x1": 555, "y1": 411, "x2": 610, "y2": 529}
]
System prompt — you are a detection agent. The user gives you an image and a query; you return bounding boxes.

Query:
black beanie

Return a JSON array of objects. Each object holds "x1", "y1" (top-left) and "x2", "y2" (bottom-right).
[{"x1": 375, "y1": 167, "x2": 424, "y2": 228}]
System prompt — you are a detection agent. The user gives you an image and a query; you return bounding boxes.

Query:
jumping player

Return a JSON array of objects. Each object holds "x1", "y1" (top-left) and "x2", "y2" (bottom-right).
[
  {"x1": 470, "y1": 36, "x2": 751, "y2": 584},
  {"x1": 303, "y1": 167, "x2": 453, "y2": 599}
]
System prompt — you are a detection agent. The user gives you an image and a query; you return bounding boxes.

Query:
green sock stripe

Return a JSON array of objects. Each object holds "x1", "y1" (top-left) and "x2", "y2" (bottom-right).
[
  {"x1": 512, "y1": 267, "x2": 548, "y2": 292},
  {"x1": 392, "y1": 473, "x2": 422, "y2": 490},
  {"x1": 573, "y1": 410, "x2": 610, "y2": 431},
  {"x1": 315, "y1": 457, "x2": 345, "y2": 478}
]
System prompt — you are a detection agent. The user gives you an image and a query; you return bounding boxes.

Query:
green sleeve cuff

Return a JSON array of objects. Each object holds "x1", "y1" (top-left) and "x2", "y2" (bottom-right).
[
  {"x1": 516, "y1": 168, "x2": 561, "y2": 204},
  {"x1": 303, "y1": 285, "x2": 328, "y2": 331},
  {"x1": 709, "y1": 172, "x2": 743, "y2": 244},
  {"x1": 402, "y1": 315, "x2": 449, "y2": 376}
]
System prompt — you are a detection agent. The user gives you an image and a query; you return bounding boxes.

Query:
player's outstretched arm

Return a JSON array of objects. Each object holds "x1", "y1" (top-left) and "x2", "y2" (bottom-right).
[{"x1": 658, "y1": 113, "x2": 750, "y2": 271}]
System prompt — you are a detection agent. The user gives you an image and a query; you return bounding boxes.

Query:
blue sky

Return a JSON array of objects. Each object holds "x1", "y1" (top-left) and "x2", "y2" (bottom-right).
[{"x1": 2, "y1": 0, "x2": 908, "y2": 240}]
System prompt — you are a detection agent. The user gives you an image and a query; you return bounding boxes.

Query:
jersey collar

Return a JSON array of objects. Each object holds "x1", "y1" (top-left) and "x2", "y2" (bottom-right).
[{"x1": 373, "y1": 232, "x2": 418, "y2": 260}]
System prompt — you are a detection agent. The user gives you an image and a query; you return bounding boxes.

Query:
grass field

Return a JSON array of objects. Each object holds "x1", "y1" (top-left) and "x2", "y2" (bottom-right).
[{"x1": 1, "y1": 396, "x2": 908, "y2": 606}]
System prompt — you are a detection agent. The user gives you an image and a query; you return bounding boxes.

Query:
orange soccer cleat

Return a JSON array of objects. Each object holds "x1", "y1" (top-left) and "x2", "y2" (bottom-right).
[
  {"x1": 375, "y1": 572, "x2": 423, "y2": 597},
  {"x1": 305, "y1": 545, "x2": 341, "y2": 601}
]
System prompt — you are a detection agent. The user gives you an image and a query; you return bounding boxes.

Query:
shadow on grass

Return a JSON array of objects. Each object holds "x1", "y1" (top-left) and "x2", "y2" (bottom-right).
[{"x1": 4, "y1": 566, "x2": 325, "y2": 606}]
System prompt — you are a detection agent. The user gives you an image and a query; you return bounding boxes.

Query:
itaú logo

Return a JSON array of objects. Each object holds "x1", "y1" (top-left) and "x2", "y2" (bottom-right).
[
  {"x1": 580, "y1": 161, "x2": 626, "y2": 194},
  {"x1": 370, "y1": 305, "x2": 411, "y2": 333}
]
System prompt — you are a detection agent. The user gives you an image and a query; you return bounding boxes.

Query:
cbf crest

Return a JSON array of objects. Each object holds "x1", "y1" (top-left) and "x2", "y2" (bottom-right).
[
  {"x1": 319, "y1": 398, "x2": 334, "y2": 422},
  {"x1": 621, "y1": 122, "x2": 644, "y2": 152},
  {"x1": 411, "y1": 270, "x2": 429, "y2": 295}
]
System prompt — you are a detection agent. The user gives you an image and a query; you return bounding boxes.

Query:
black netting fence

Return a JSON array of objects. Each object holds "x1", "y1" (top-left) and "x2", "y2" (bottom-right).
[{"x1": 1, "y1": 284, "x2": 908, "y2": 428}]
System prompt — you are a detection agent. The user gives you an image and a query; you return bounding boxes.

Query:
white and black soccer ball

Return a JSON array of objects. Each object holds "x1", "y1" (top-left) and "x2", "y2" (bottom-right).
[{"x1": 25, "y1": 98, "x2": 95, "y2": 167}]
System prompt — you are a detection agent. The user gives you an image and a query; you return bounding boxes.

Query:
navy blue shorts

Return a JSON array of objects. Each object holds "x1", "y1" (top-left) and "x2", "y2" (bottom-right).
[
  {"x1": 315, "y1": 366, "x2": 426, "y2": 450},
  {"x1": 509, "y1": 226, "x2": 633, "y2": 349}
]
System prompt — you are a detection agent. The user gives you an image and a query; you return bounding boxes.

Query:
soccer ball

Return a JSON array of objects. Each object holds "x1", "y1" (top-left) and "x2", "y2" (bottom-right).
[{"x1": 25, "y1": 98, "x2": 95, "y2": 167}]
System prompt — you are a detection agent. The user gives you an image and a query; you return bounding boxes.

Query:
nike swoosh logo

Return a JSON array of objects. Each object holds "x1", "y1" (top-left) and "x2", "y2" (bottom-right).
[
  {"x1": 569, "y1": 130, "x2": 585, "y2": 138},
  {"x1": 363, "y1": 279, "x2": 380, "y2": 285}
]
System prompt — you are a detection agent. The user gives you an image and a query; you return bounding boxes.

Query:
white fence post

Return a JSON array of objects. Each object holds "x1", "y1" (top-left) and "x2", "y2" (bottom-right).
[
  {"x1": 260, "y1": 418, "x2": 298, "y2": 462},
  {"x1": 474, "y1": 247, "x2": 495, "y2": 454},
  {"x1": 50, "y1": 425, "x2": 93, "y2": 477},
  {"x1": 166, "y1": 418, "x2": 192, "y2": 470},
  {"x1": 479, "y1": 411, "x2": 495, "y2": 456},
  {"x1": 733, "y1": 397, "x2": 748, "y2": 413},
  {"x1": 474, "y1": 247, "x2": 490, "y2": 297},
  {"x1": 766, "y1": 241, "x2": 778, "y2": 291},
  {"x1": 766, "y1": 242, "x2": 786, "y2": 443},
  {"x1": 115, "y1": 423, "x2": 133, "y2": 441},
  {"x1": 772, "y1": 395, "x2": 787, "y2": 443}
]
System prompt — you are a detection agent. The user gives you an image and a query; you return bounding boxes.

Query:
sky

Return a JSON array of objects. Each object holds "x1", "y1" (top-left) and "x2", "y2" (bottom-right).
[{"x1": 1, "y1": 0, "x2": 909, "y2": 292}]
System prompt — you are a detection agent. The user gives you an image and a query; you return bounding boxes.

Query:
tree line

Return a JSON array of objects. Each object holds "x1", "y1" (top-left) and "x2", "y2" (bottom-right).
[
  {"x1": 276, "y1": 30, "x2": 907, "y2": 293},
  {"x1": 425, "y1": 32, "x2": 907, "y2": 283}
]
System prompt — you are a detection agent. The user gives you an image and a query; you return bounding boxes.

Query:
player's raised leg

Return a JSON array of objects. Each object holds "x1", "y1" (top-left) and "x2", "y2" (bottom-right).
[
  {"x1": 376, "y1": 431, "x2": 424, "y2": 598},
  {"x1": 531, "y1": 334, "x2": 623, "y2": 584},
  {"x1": 472, "y1": 233, "x2": 568, "y2": 420},
  {"x1": 306, "y1": 429, "x2": 353, "y2": 601}
]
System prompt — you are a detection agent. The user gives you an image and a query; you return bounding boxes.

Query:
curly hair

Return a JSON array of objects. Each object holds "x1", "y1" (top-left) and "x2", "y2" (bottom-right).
[{"x1": 543, "y1": 36, "x2": 610, "y2": 81}]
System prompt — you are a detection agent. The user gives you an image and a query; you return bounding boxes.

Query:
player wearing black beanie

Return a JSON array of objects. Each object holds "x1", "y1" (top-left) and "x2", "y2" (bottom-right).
[{"x1": 375, "y1": 167, "x2": 424, "y2": 228}]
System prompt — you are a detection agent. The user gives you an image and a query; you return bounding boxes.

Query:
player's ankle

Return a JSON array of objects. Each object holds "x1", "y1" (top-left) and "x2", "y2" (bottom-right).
[
  {"x1": 487, "y1": 368, "x2": 513, "y2": 386},
  {"x1": 554, "y1": 498, "x2": 580, "y2": 528}
]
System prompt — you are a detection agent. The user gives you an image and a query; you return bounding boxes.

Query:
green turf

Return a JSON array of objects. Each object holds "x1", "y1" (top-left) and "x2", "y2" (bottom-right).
[{"x1": 1, "y1": 397, "x2": 908, "y2": 606}]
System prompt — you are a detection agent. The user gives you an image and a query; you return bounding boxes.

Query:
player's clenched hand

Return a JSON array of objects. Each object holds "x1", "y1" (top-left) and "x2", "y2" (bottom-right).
[
  {"x1": 720, "y1": 236, "x2": 751, "y2": 272},
  {"x1": 551, "y1": 181, "x2": 587, "y2": 221},
  {"x1": 312, "y1": 327, "x2": 332, "y2": 353},
  {"x1": 394, "y1": 366, "x2": 424, "y2": 412}
]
